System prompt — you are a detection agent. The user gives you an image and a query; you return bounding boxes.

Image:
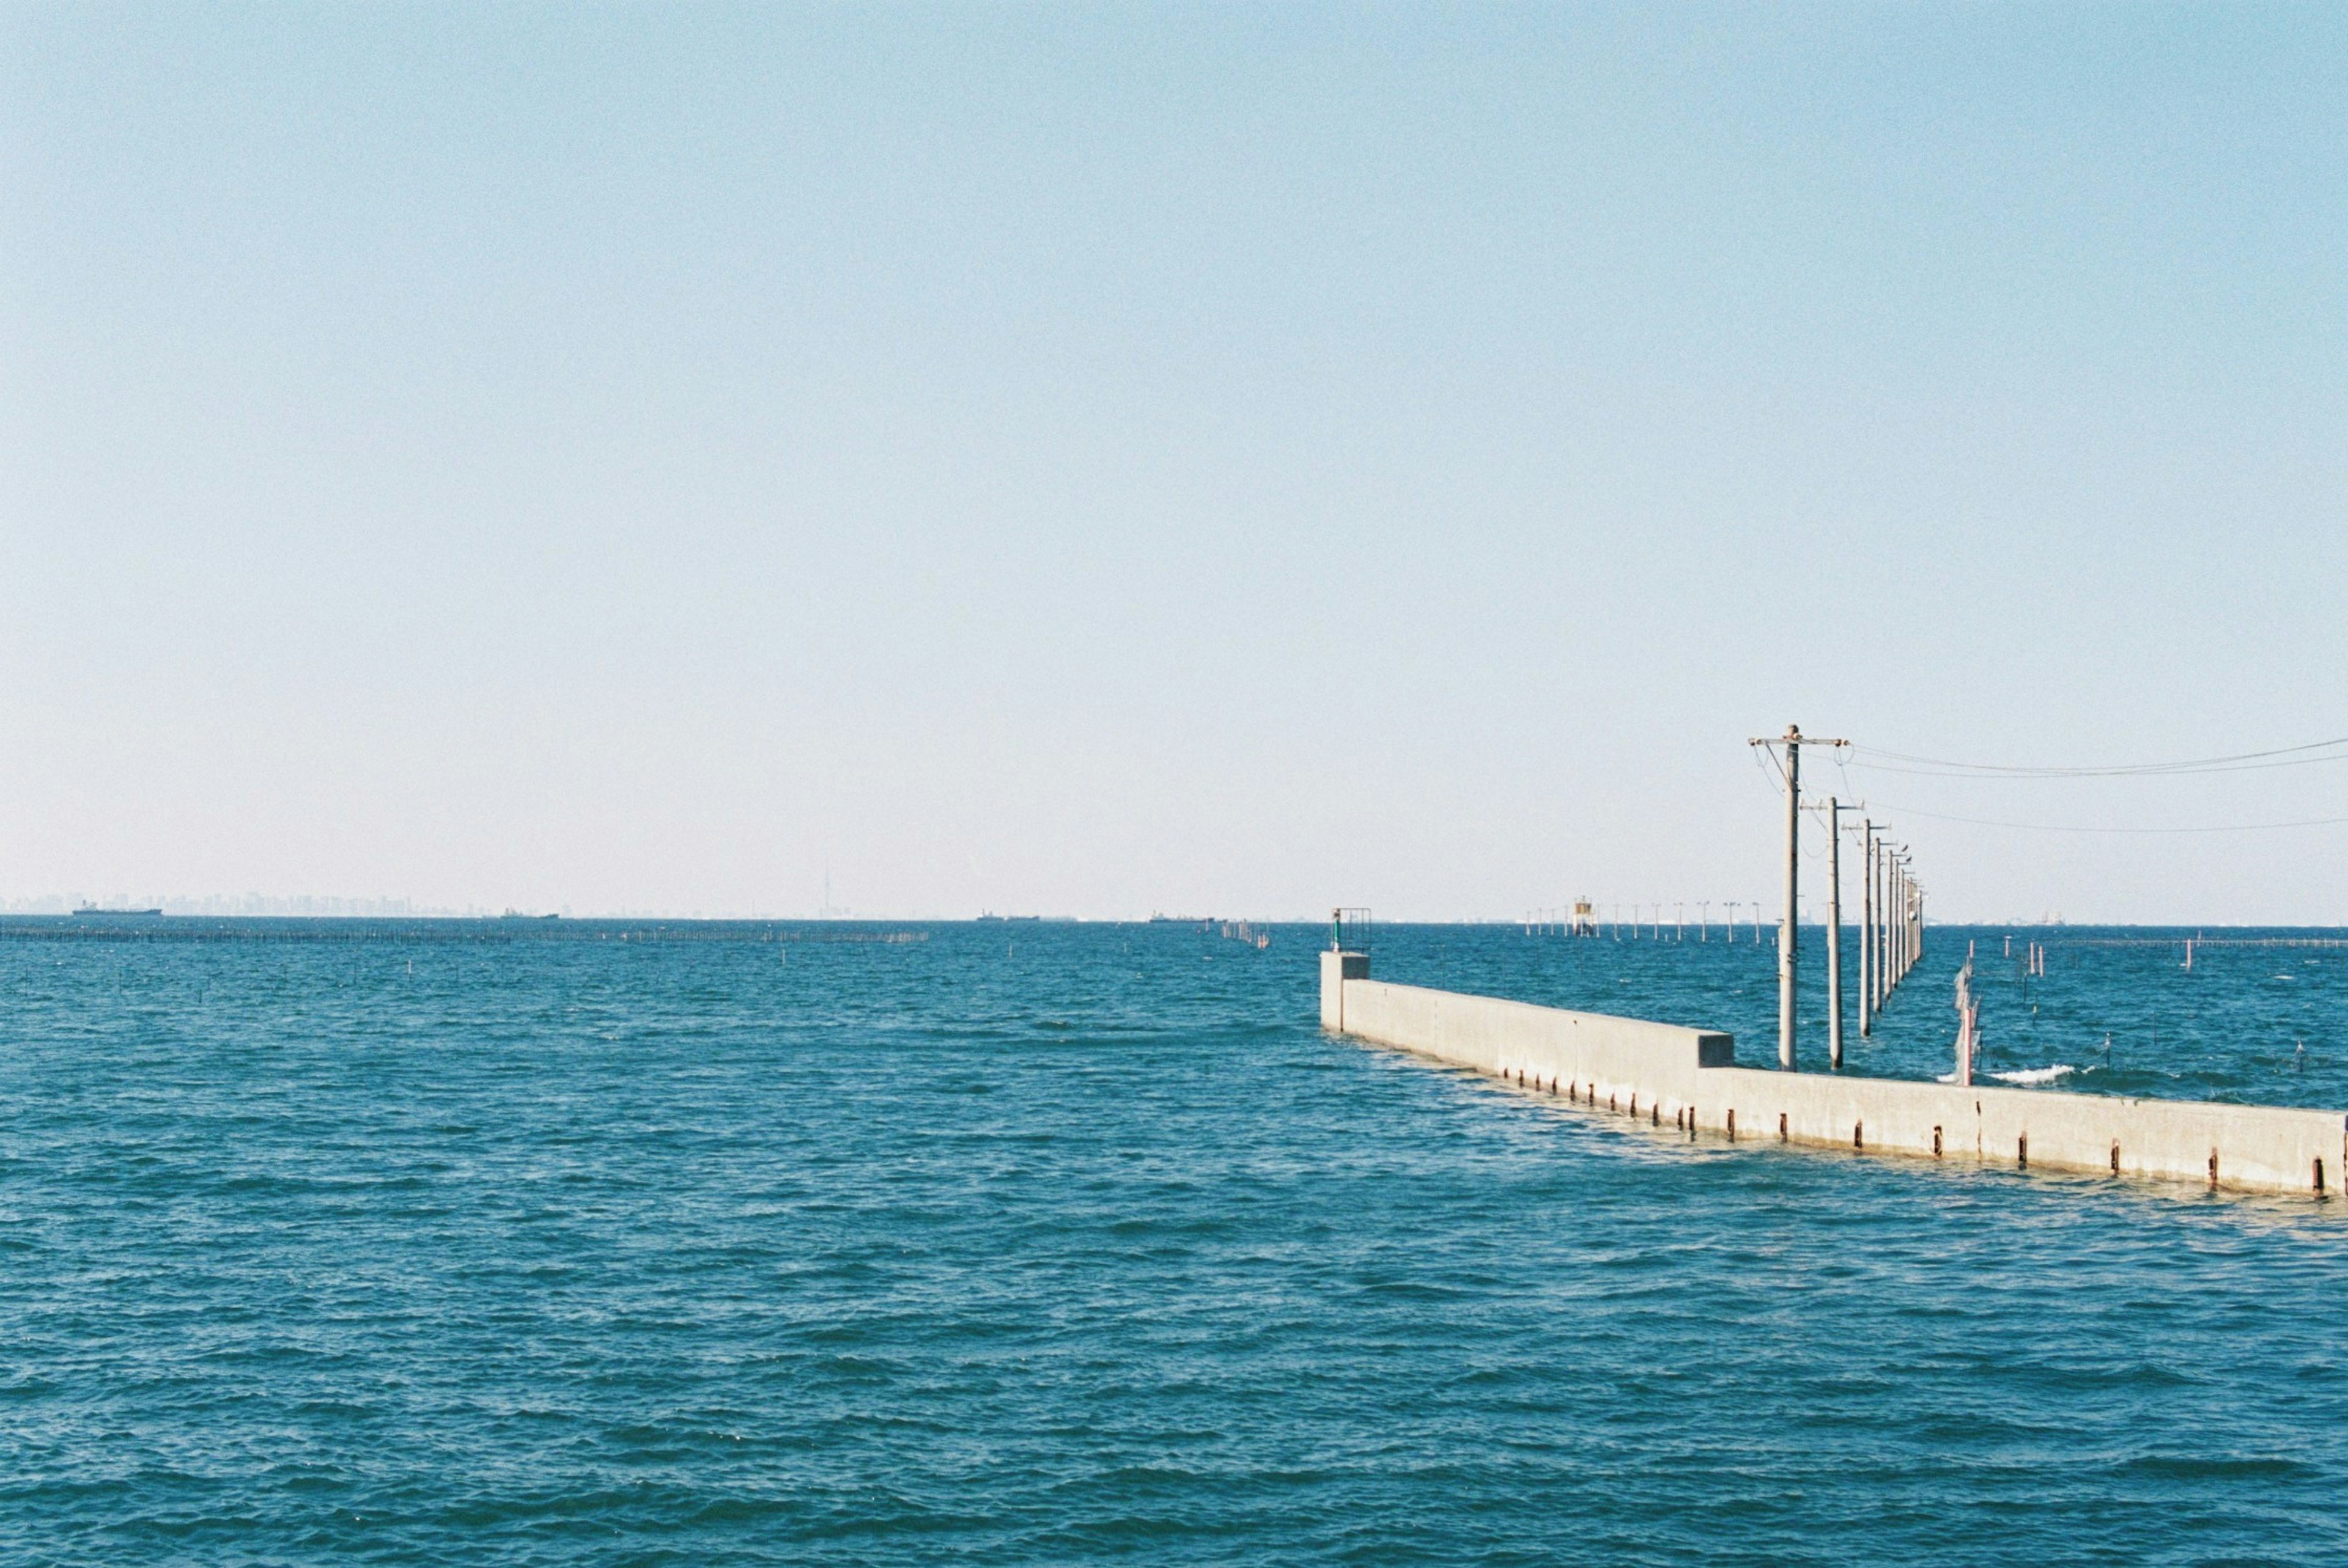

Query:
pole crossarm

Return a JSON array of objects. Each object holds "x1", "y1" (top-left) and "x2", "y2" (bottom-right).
[
  {"x1": 1746, "y1": 727, "x2": 1848, "y2": 1073},
  {"x1": 1746, "y1": 731, "x2": 1932, "y2": 1075}
]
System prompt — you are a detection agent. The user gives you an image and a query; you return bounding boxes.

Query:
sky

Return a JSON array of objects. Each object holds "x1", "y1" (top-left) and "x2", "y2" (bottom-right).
[{"x1": 1, "y1": 2, "x2": 2342, "y2": 922}]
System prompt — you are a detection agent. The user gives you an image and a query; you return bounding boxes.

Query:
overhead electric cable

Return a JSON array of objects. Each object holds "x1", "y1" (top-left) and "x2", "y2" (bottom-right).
[
  {"x1": 1848, "y1": 737, "x2": 2348, "y2": 779},
  {"x1": 1848, "y1": 754, "x2": 2347, "y2": 780},
  {"x1": 1853, "y1": 803, "x2": 2348, "y2": 835}
]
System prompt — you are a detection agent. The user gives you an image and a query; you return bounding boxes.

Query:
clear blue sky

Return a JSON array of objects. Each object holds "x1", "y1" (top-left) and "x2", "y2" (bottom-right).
[{"x1": 2, "y1": 2, "x2": 2341, "y2": 921}]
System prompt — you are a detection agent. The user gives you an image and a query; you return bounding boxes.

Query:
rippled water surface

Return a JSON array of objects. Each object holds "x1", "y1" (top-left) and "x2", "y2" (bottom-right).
[{"x1": 3, "y1": 917, "x2": 2345, "y2": 1564}]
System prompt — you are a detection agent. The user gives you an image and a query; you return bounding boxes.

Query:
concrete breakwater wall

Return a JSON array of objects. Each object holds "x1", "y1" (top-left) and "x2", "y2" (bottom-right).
[{"x1": 1321, "y1": 951, "x2": 2346, "y2": 1198}]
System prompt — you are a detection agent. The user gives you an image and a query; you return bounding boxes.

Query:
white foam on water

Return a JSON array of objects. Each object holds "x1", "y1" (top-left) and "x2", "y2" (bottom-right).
[{"x1": 1990, "y1": 1064, "x2": 2076, "y2": 1086}]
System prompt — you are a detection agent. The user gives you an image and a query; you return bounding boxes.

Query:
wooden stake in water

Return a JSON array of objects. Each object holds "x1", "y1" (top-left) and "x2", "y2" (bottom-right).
[{"x1": 1952, "y1": 950, "x2": 1977, "y2": 1087}]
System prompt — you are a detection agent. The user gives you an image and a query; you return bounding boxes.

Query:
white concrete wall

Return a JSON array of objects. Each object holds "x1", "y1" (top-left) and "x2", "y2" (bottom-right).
[
  {"x1": 1335, "y1": 976, "x2": 1729, "y2": 1119},
  {"x1": 1323, "y1": 962, "x2": 2346, "y2": 1198},
  {"x1": 1693, "y1": 1067, "x2": 2342, "y2": 1194},
  {"x1": 1318, "y1": 950, "x2": 1370, "y2": 1031}
]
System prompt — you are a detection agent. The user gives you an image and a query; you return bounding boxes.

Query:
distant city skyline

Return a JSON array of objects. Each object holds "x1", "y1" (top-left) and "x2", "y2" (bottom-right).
[
  {"x1": 0, "y1": 890, "x2": 2319, "y2": 930},
  {"x1": 3, "y1": 3, "x2": 2341, "y2": 923}
]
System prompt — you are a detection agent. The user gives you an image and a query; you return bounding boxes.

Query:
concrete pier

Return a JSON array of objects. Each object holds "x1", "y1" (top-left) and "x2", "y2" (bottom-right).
[{"x1": 1320, "y1": 949, "x2": 2344, "y2": 1199}]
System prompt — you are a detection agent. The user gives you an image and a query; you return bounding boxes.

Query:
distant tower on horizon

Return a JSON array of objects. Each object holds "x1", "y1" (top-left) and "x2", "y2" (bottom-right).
[{"x1": 818, "y1": 869, "x2": 849, "y2": 920}]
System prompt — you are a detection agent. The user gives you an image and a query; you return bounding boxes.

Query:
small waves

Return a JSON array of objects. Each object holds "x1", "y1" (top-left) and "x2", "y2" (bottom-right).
[
  {"x1": 1989, "y1": 1064, "x2": 2079, "y2": 1086},
  {"x1": 2, "y1": 920, "x2": 2346, "y2": 1564},
  {"x1": 1935, "y1": 1065, "x2": 2081, "y2": 1087}
]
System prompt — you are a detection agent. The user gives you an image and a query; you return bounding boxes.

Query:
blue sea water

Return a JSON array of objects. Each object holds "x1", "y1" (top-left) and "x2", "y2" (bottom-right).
[{"x1": 2, "y1": 916, "x2": 2345, "y2": 1564}]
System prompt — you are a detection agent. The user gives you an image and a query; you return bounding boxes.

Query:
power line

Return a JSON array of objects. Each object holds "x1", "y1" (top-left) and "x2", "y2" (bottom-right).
[
  {"x1": 1848, "y1": 737, "x2": 2348, "y2": 779},
  {"x1": 1855, "y1": 803, "x2": 2348, "y2": 835},
  {"x1": 1847, "y1": 753, "x2": 2348, "y2": 780}
]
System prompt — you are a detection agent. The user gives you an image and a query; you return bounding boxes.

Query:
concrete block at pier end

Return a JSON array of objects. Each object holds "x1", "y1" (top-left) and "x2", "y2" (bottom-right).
[{"x1": 1320, "y1": 949, "x2": 1369, "y2": 1031}]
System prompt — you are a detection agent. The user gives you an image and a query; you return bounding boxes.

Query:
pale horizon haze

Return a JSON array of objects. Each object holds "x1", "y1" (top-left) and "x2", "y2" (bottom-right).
[{"x1": 3, "y1": 2, "x2": 2342, "y2": 923}]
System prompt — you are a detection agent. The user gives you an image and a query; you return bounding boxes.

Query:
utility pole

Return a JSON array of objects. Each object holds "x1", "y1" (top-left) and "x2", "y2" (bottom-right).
[
  {"x1": 1877, "y1": 847, "x2": 1896, "y2": 1007},
  {"x1": 1858, "y1": 820, "x2": 1875, "y2": 1037},
  {"x1": 1884, "y1": 861, "x2": 1895, "y2": 989},
  {"x1": 1903, "y1": 863, "x2": 1914, "y2": 982},
  {"x1": 1894, "y1": 856, "x2": 1906, "y2": 984},
  {"x1": 1893, "y1": 856, "x2": 1910, "y2": 986},
  {"x1": 1779, "y1": 727, "x2": 1796, "y2": 1072},
  {"x1": 1750, "y1": 726, "x2": 1848, "y2": 1073},
  {"x1": 1826, "y1": 798, "x2": 1844, "y2": 1070},
  {"x1": 1886, "y1": 853, "x2": 1897, "y2": 1000},
  {"x1": 1869, "y1": 841, "x2": 1882, "y2": 1011}
]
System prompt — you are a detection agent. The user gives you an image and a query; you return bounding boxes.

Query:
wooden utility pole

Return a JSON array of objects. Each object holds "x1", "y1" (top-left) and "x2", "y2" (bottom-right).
[
  {"x1": 1903, "y1": 863, "x2": 1915, "y2": 982},
  {"x1": 1750, "y1": 727, "x2": 1847, "y2": 1072},
  {"x1": 1826, "y1": 798, "x2": 1844, "y2": 1070},
  {"x1": 1776, "y1": 728, "x2": 1800, "y2": 1070},
  {"x1": 1892, "y1": 855, "x2": 1911, "y2": 986},
  {"x1": 1891, "y1": 859, "x2": 1904, "y2": 988},
  {"x1": 1872, "y1": 841, "x2": 1885, "y2": 1010},
  {"x1": 1858, "y1": 819, "x2": 1876, "y2": 1037},
  {"x1": 1877, "y1": 850, "x2": 1890, "y2": 1006}
]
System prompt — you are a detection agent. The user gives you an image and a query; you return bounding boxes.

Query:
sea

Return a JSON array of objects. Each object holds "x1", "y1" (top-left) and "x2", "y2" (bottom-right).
[{"x1": 2, "y1": 915, "x2": 2344, "y2": 1564}]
